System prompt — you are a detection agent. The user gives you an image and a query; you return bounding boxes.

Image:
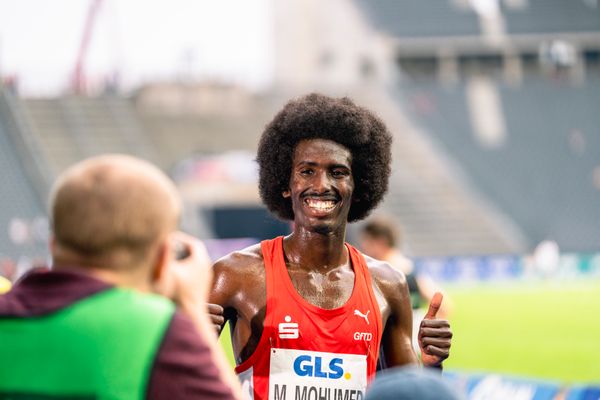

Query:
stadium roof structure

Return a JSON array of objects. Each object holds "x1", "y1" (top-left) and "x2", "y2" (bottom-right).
[
  {"x1": 352, "y1": 0, "x2": 600, "y2": 55},
  {"x1": 353, "y1": 0, "x2": 600, "y2": 38}
]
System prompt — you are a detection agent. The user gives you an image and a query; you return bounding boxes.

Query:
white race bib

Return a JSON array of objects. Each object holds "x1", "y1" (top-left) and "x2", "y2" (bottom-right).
[{"x1": 269, "y1": 348, "x2": 367, "y2": 400}]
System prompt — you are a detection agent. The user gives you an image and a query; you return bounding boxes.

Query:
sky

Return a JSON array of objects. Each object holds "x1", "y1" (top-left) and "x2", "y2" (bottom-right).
[{"x1": 0, "y1": 0, "x2": 274, "y2": 96}]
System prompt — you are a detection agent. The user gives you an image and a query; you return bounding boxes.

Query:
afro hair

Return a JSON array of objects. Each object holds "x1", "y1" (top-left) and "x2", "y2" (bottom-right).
[{"x1": 257, "y1": 93, "x2": 392, "y2": 222}]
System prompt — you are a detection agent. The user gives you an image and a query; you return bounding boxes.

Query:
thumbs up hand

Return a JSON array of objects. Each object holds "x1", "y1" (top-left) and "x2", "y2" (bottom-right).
[{"x1": 418, "y1": 292, "x2": 452, "y2": 368}]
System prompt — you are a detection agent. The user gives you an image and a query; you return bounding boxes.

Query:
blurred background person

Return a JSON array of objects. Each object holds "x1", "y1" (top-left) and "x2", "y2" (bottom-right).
[
  {"x1": 532, "y1": 239, "x2": 561, "y2": 278},
  {"x1": 360, "y1": 217, "x2": 453, "y2": 352}
]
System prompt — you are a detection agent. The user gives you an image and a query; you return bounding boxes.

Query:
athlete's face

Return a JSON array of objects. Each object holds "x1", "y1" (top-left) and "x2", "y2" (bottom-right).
[{"x1": 283, "y1": 139, "x2": 354, "y2": 234}]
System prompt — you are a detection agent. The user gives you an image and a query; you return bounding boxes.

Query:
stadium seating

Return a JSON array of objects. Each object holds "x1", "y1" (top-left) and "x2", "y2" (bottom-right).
[
  {"x1": 352, "y1": 0, "x2": 481, "y2": 38},
  {"x1": 0, "y1": 91, "x2": 48, "y2": 259},
  {"x1": 353, "y1": 0, "x2": 600, "y2": 38},
  {"x1": 502, "y1": 0, "x2": 600, "y2": 34},
  {"x1": 21, "y1": 96, "x2": 155, "y2": 176},
  {"x1": 394, "y1": 70, "x2": 600, "y2": 252},
  {"x1": 354, "y1": 89, "x2": 525, "y2": 257}
]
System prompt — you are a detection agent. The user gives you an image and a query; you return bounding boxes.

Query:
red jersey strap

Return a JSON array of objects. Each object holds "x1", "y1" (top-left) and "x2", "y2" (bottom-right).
[
  {"x1": 346, "y1": 242, "x2": 383, "y2": 342},
  {"x1": 262, "y1": 236, "x2": 279, "y2": 317},
  {"x1": 233, "y1": 238, "x2": 278, "y2": 375}
]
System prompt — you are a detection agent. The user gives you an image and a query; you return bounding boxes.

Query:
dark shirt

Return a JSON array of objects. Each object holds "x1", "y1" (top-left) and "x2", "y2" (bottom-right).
[
  {"x1": 406, "y1": 272, "x2": 422, "y2": 309},
  {"x1": 0, "y1": 269, "x2": 235, "y2": 400}
]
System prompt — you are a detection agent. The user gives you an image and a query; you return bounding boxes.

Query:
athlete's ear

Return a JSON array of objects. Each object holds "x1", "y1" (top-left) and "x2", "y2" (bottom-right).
[{"x1": 282, "y1": 189, "x2": 291, "y2": 198}]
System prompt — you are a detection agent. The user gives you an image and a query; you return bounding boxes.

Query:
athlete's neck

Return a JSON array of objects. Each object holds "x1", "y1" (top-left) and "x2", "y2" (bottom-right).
[{"x1": 283, "y1": 226, "x2": 349, "y2": 272}]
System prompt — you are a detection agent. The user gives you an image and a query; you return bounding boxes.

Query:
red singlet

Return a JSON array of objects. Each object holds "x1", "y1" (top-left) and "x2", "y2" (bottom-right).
[{"x1": 235, "y1": 236, "x2": 382, "y2": 400}]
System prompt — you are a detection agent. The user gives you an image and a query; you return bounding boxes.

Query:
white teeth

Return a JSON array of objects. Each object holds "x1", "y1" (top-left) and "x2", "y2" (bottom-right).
[{"x1": 306, "y1": 199, "x2": 336, "y2": 211}]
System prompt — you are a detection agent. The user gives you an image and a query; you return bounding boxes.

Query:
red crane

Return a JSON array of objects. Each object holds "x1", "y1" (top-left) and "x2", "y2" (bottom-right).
[{"x1": 72, "y1": 0, "x2": 103, "y2": 94}]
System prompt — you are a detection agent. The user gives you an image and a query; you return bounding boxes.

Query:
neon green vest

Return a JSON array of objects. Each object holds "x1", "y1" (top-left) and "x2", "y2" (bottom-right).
[{"x1": 0, "y1": 288, "x2": 175, "y2": 399}]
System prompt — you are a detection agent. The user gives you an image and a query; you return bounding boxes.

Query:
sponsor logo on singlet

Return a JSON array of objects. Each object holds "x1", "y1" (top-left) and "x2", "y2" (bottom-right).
[
  {"x1": 269, "y1": 348, "x2": 367, "y2": 400},
  {"x1": 278, "y1": 315, "x2": 299, "y2": 339},
  {"x1": 353, "y1": 309, "x2": 370, "y2": 325},
  {"x1": 293, "y1": 355, "x2": 346, "y2": 379},
  {"x1": 353, "y1": 332, "x2": 373, "y2": 341}
]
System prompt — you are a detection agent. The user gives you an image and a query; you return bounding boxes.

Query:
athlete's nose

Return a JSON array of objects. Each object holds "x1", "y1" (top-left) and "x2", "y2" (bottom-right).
[{"x1": 312, "y1": 170, "x2": 333, "y2": 193}]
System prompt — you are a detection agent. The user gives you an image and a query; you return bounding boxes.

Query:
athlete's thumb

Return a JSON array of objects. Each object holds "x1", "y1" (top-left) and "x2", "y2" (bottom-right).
[{"x1": 424, "y1": 292, "x2": 443, "y2": 320}]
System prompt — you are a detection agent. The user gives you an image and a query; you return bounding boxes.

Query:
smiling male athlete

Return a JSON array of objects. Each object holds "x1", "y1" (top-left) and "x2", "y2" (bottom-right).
[{"x1": 209, "y1": 94, "x2": 452, "y2": 399}]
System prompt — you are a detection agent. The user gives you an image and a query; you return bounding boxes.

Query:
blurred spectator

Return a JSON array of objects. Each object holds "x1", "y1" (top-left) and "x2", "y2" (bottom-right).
[
  {"x1": 365, "y1": 366, "x2": 462, "y2": 400},
  {"x1": 360, "y1": 217, "x2": 452, "y2": 317},
  {"x1": 360, "y1": 217, "x2": 453, "y2": 352},
  {"x1": 0, "y1": 155, "x2": 242, "y2": 399},
  {"x1": 533, "y1": 239, "x2": 560, "y2": 278}
]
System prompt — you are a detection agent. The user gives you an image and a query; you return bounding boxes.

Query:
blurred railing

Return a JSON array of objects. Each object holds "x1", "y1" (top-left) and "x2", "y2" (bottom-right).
[
  {"x1": 0, "y1": 89, "x2": 52, "y2": 203},
  {"x1": 445, "y1": 371, "x2": 600, "y2": 400},
  {"x1": 415, "y1": 252, "x2": 600, "y2": 282}
]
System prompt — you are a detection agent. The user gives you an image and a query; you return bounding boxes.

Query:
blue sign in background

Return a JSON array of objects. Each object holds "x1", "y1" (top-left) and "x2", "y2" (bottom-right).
[{"x1": 444, "y1": 372, "x2": 600, "y2": 400}]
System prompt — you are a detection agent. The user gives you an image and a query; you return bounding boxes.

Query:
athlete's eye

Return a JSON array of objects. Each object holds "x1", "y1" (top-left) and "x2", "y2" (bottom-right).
[
  {"x1": 300, "y1": 169, "x2": 314, "y2": 176},
  {"x1": 331, "y1": 169, "x2": 349, "y2": 178}
]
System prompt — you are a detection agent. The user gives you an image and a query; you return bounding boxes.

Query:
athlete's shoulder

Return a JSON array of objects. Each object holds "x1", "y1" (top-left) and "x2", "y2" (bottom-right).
[
  {"x1": 210, "y1": 242, "x2": 266, "y2": 308},
  {"x1": 362, "y1": 252, "x2": 408, "y2": 292},
  {"x1": 362, "y1": 252, "x2": 412, "y2": 320},
  {"x1": 213, "y1": 242, "x2": 264, "y2": 275}
]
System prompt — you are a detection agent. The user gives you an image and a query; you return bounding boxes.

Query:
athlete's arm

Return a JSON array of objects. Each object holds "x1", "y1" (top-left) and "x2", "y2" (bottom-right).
[
  {"x1": 208, "y1": 252, "x2": 247, "y2": 334},
  {"x1": 371, "y1": 262, "x2": 420, "y2": 367},
  {"x1": 208, "y1": 244, "x2": 266, "y2": 364}
]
